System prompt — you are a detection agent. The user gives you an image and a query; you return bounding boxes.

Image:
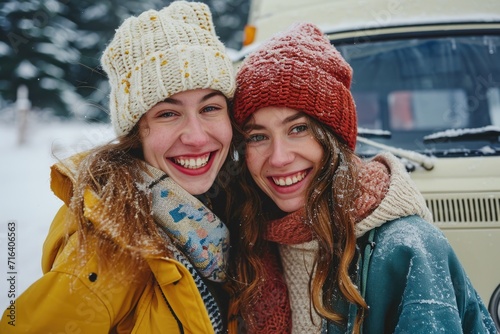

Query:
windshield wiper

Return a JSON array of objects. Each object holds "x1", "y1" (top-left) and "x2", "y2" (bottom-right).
[
  {"x1": 423, "y1": 125, "x2": 500, "y2": 143},
  {"x1": 357, "y1": 136, "x2": 435, "y2": 171},
  {"x1": 358, "y1": 127, "x2": 392, "y2": 139}
]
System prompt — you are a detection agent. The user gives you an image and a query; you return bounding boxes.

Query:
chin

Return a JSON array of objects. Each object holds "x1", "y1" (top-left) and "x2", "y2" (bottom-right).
[
  {"x1": 277, "y1": 202, "x2": 304, "y2": 213},
  {"x1": 190, "y1": 181, "x2": 216, "y2": 195},
  {"x1": 185, "y1": 186, "x2": 210, "y2": 196}
]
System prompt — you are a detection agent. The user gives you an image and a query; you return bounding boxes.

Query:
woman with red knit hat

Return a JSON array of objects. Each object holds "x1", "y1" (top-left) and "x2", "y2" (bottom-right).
[{"x1": 226, "y1": 22, "x2": 495, "y2": 334}]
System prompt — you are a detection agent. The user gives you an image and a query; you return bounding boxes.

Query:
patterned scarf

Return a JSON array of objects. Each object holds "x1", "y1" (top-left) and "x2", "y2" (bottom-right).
[
  {"x1": 244, "y1": 157, "x2": 390, "y2": 333},
  {"x1": 143, "y1": 164, "x2": 230, "y2": 282}
]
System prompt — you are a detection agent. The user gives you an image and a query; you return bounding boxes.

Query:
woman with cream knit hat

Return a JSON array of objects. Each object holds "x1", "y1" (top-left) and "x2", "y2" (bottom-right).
[
  {"x1": 0, "y1": 2, "x2": 235, "y2": 333},
  {"x1": 226, "y1": 22, "x2": 495, "y2": 334}
]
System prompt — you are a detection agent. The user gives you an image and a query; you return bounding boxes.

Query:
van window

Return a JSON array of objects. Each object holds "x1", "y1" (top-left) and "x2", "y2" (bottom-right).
[
  {"x1": 489, "y1": 88, "x2": 500, "y2": 125},
  {"x1": 388, "y1": 89, "x2": 468, "y2": 130},
  {"x1": 338, "y1": 35, "x2": 500, "y2": 156}
]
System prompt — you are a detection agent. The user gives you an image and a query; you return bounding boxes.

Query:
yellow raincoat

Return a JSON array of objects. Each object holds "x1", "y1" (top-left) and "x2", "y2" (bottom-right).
[{"x1": 0, "y1": 158, "x2": 217, "y2": 333}]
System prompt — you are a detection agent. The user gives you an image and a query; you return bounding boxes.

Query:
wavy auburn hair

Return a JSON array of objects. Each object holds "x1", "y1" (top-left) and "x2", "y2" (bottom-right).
[
  {"x1": 227, "y1": 114, "x2": 368, "y2": 333},
  {"x1": 66, "y1": 123, "x2": 169, "y2": 280}
]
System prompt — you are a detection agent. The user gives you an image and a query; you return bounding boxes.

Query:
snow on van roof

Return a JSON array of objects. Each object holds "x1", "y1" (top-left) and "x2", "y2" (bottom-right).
[{"x1": 423, "y1": 125, "x2": 500, "y2": 141}]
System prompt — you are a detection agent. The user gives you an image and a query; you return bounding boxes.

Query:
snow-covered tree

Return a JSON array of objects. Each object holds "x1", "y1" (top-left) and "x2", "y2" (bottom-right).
[
  {"x1": 210, "y1": 0, "x2": 249, "y2": 49},
  {"x1": 0, "y1": 0, "x2": 249, "y2": 120},
  {"x1": 0, "y1": 0, "x2": 85, "y2": 118}
]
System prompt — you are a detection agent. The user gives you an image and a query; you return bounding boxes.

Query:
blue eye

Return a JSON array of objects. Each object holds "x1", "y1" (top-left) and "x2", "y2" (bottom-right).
[
  {"x1": 246, "y1": 133, "x2": 267, "y2": 143},
  {"x1": 202, "y1": 105, "x2": 220, "y2": 113},
  {"x1": 159, "y1": 111, "x2": 176, "y2": 118},
  {"x1": 290, "y1": 124, "x2": 308, "y2": 134}
]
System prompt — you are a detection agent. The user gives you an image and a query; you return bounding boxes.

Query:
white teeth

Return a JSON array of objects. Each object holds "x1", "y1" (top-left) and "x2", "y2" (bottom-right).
[
  {"x1": 174, "y1": 154, "x2": 209, "y2": 169},
  {"x1": 272, "y1": 171, "x2": 306, "y2": 186}
]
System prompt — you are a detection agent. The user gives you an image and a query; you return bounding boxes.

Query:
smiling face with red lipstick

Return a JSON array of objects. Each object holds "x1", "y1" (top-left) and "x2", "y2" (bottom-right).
[
  {"x1": 244, "y1": 107, "x2": 324, "y2": 213},
  {"x1": 140, "y1": 88, "x2": 232, "y2": 195}
]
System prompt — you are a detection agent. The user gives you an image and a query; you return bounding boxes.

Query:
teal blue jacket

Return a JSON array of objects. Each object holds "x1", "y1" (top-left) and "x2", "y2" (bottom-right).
[{"x1": 325, "y1": 215, "x2": 496, "y2": 333}]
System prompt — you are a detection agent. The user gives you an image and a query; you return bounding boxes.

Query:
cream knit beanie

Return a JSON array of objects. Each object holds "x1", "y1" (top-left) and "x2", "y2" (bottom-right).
[{"x1": 101, "y1": 1, "x2": 236, "y2": 136}]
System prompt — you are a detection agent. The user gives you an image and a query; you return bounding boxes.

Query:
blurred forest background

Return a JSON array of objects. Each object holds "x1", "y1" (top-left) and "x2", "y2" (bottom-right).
[{"x1": 0, "y1": 0, "x2": 250, "y2": 122}]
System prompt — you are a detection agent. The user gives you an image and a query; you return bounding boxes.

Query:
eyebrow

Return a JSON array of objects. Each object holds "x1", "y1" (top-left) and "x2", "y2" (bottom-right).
[
  {"x1": 162, "y1": 91, "x2": 225, "y2": 105},
  {"x1": 243, "y1": 110, "x2": 306, "y2": 131}
]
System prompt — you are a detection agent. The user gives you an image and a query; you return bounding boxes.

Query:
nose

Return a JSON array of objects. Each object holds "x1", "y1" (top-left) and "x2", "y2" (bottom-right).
[
  {"x1": 268, "y1": 138, "x2": 294, "y2": 167},
  {"x1": 180, "y1": 116, "x2": 210, "y2": 147}
]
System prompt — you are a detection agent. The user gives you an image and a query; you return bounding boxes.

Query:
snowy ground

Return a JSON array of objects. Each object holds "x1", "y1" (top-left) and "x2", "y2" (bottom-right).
[{"x1": 0, "y1": 116, "x2": 114, "y2": 309}]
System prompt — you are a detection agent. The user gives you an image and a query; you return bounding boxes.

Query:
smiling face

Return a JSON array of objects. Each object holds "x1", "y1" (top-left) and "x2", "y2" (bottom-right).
[
  {"x1": 140, "y1": 89, "x2": 232, "y2": 195},
  {"x1": 244, "y1": 107, "x2": 324, "y2": 212}
]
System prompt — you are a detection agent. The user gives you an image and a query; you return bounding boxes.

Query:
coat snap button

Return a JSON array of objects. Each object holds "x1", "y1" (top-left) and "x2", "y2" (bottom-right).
[{"x1": 88, "y1": 272, "x2": 98, "y2": 282}]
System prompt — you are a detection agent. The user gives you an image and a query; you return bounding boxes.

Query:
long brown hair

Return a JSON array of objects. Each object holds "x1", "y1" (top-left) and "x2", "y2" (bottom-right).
[
  {"x1": 228, "y1": 114, "x2": 368, "y2": 332},
  {"x1": 66, "y1": 123, "x2": 170, "y2": 281}
]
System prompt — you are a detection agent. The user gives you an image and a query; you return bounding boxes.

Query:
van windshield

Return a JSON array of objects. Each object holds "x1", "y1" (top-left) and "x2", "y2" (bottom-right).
[{"x1": 337, "y1": 34, "x2": 500, "y2": 157}]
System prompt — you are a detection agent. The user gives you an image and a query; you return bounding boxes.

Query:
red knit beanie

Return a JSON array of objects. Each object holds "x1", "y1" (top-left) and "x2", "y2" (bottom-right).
[{"x1": 233, "y1": 22, "x2": 358, "y2": 150}]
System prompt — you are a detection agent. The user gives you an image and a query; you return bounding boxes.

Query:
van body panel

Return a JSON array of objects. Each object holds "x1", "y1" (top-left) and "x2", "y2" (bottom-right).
[{"x1": 246, "y1": 0, "x2": 500, "y2": 48}]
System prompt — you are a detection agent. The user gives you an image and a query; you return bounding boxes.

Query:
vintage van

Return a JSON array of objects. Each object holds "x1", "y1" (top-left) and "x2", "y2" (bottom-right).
[{"x1": 234, "y1": 0, "x2": 500, "y2": 328}]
